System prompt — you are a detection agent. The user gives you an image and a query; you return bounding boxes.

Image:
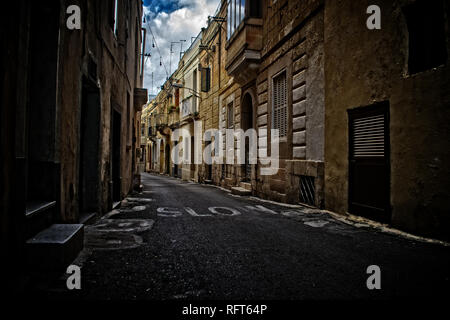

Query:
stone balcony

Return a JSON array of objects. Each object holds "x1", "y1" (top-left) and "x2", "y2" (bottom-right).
[
  {"x1": 134, "y1": 88, "x2": 148, "y2": 112},
  {"x1": 225, "y1": 18, "x2": 263, "y2": 85}
]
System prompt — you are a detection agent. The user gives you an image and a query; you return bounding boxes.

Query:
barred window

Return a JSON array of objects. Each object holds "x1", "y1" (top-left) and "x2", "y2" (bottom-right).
[{"x1": 272, "y1": 70, "x2": 287, "y2": 137}]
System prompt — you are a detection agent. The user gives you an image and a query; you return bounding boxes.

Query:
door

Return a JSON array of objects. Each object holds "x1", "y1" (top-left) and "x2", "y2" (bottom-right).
[
  {"x1": 165, "y1": 144, "x2": 171, "y2": 175},
  {"x1": 348, "y1": 102, "x2": 390, "y2": 222},
  {"x1": 241, "y1": 92, "x2": 254, "y2": 181},
  {"x1": 190, "y1": 136, "x2": 195, "y2": 180},
  {"x1": 79, "y1": 78, "x2": 100, "y2": 213}
]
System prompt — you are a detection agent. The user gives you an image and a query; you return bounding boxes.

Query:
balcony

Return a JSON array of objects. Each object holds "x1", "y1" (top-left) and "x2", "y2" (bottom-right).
[
  {"x1": 225, "y1": 2, "x2": 262, "y2": 85},
  {"x1": 134, "y1": 88, "x2": 148, "y2": 112},
  {"x1": 180, "y1": 96, "x2": 199, "y2": 121}
]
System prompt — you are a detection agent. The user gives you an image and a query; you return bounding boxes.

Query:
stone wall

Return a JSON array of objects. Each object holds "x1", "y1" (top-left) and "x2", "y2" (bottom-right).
[{"x1": 324, "y1": 0, "x2": 450, "y2": 240}]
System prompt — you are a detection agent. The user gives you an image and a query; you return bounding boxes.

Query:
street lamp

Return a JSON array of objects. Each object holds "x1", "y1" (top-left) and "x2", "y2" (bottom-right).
[{"x1": 172, "y1": 83, "x2": 201, "y2": 98}]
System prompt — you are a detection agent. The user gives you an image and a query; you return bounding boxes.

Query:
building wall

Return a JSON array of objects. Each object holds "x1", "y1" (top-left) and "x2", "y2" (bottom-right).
[
  {"x1": 324, "y1": 0, "x2": 450, "y2": 240},
  {"x1": 0, "y1": 0, "x2": 146, "y2": 289},
  {"x1": 254, "y1": 0, "x2": 325, "y2": 205},
  {"x1": 197, "y1": 5, "x2": 229, "y2": 184},
  {"x1": 58, "y1": 0, "x2": 145, "y2": 217}
]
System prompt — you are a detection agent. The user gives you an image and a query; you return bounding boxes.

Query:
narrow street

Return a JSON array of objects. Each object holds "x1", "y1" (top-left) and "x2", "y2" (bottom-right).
[{"x1": 41, "y1": 173, "x2": 449, "y2": 300}]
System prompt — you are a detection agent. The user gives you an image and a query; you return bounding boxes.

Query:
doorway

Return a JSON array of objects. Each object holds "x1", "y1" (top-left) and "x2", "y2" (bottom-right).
[
  {"x1": 190, "y1": 136, "x2": 195, "y2": 180},
  {"x1": 241, "y1": 92, "x2": 254, "y2": 181},
  {"x1": 111, "y1": 108, "x2": 121, "y2": 203},
  {"x1": 348, "y1": 102, "x2": 390, "y2": 223},
  {"x1": 79, "y1": 78, "x2": 100, "y2": 214},
  {"x1": 165, "y1": 144, "x2": 171, "y2": 175}
]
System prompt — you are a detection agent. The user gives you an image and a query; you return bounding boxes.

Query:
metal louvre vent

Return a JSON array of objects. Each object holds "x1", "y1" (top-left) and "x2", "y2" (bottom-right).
[
  {"x1": 352, "y1": 114, "x2": 385, "y2": 158},
  {"x1": 300, "y1": 175, "x2": 315, "y2": 206},
  {"x1": 273, "y1": 71, "x2": 287, "y2": 137}
]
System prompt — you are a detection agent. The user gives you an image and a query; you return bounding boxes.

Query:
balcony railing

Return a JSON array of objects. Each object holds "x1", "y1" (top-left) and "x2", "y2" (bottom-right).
[{"x1": 181, "y1": 96, "x2": 197, "y2": 119}]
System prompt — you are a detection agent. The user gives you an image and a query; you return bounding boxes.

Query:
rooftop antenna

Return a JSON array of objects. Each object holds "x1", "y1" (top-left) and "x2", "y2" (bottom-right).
[
  {"x1": 170, "y1": 41, "x2": 179, "y2": 75},
  {"x1": 180, "y1": 39, "x2": 186, "y2": 59}
]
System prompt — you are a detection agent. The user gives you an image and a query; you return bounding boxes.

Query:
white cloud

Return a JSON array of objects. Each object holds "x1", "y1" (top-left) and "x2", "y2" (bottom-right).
[{"x1": 143, "y1": 0, "x2": 221, "y2": 97}]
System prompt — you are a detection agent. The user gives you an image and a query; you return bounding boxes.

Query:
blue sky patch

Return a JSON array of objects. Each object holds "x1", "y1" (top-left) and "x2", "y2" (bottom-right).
[{"x1": 143, "y1": 0, "x2": 184, "y2": 14}]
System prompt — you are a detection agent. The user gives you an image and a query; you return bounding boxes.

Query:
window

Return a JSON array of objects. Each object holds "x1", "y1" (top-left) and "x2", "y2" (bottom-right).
[
  {"x1": 227, "y1": 102, "x2": 234, "y2": 129},
  {"x1": 249, "y1": 0, "x2": 261, "y2": 18},
  {"x1": 227, "y1": 0, "x2": 245, "y2": 39},
  {"x1": 201, "y1": 67, "x2": 211, "y2": 92},
  {"x1": 272, "y1": 71, "x2": 288, "y2": 137},
  {"x1": 111, "y1": 0, "x2": 119, "y2": 36},
  {"x1": 175, "y1": 88, "x2": 180, "y2": 106},
  {"x1": 403, "y1": 0, "x2": 447, "y2": 74},
  {"x1": 193, "y1": 70, "x2": 198, "y2": 112},
  {"x1": 140, "y1": 28, "x2": 145, "y2": 76},
  {"x1": 141, "y1": 123, "x2": 145, "y2": 136}
]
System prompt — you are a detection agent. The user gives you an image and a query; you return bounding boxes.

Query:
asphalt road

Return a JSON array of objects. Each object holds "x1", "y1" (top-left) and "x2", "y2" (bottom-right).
[{"x1": 39, "y1": 173, "x2": 450, "y2": 300}]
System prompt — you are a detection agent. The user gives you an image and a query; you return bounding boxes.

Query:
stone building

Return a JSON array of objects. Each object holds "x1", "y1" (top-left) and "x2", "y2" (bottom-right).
[
  {"x1": 223, "y1": 0, "x2": 325, "y2": 205},
  {"x1": 0, "y1": 0, "x2": 147, "y2": 290},
  {"x1": 144, "y1": 0, "x2": 449, "y2": 241},
  {"x1": 190, "y1": 0, "x2": 325, "y2": 204},
  {"x1": 177, "y1": 33, "x2": 203, "y2": 182}
]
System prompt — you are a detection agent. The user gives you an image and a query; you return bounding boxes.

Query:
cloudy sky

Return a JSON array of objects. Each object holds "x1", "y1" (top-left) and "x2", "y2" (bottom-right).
[{"x1": 142, "y1": 0, "x2": 221, "y2": 97}]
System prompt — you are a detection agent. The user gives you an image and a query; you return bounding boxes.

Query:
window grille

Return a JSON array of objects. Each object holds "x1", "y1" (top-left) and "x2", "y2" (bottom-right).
[{"x1": 300, "y1": 175, "x2": 315, "y2": 206}]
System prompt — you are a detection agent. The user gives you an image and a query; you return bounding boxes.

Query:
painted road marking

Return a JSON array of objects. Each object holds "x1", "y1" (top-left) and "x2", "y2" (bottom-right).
[
  {"x1": 156, "y1": 205, "x2": 278, "y2": 218},
  {"x1": 208, "y1": 207, "x2": 241, "y2": 216},
  {"x1": 185, "y1": 207, "x2": 213, "y2": 217},
  {"x1": 127, "y1": 197, "x2": 153, "y2": 202},
  {"x1": 155, "y1": 205, "x2": 329, "y2": 231},
  {"x1": 245, "y1": 205, "x2": 278, "y2": 215},
  {"x1": 157, "y1": 207, "x2": 183, "y2": 217}
]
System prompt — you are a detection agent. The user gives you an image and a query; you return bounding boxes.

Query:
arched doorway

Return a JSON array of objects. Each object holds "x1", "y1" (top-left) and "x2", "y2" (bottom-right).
[
  {"x1": 241, "y1": 92, "x2": 254, "y2": 181},
  {"x1": 165, "y1": 143, "x2": 171, "y2": 175}
]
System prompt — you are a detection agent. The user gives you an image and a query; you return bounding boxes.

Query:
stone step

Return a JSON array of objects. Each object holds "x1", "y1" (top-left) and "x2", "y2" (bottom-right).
[
  {"x1": 79, "y1": 212, "x2": 97, "y2": 225},
  {"x1": 26, "y1": 224, "x2": 84, "y2": 271},
  {"x1": 231, "y1": 186, "x2": 252, "y2": 196},
  {"x1": 25, "y1": 200, "x2": 56, "y2": 239},
  {"x1": 240, "y1": 182, "x2": 252, "y2": 191}
]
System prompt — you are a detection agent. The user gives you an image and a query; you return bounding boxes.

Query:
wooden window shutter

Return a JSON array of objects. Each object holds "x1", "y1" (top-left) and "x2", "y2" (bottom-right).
[
  {"x1": 272, "y1": 71, "x2": 287, "y2": 137},
  {"x1": 201, "y1": 67, "x2": 211, "y2": 92}
]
